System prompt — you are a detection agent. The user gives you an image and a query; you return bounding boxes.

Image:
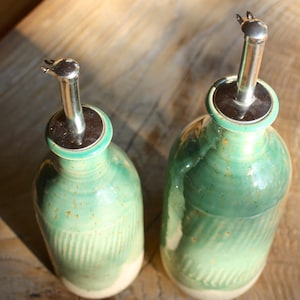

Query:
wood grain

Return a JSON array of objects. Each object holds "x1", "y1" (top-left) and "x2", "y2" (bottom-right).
[
  {"x1": 0, "y1": 0, "x2": 299, "y2": 299},
  {"x1": 0, "y1": 0, "x2": 41, "y2": 38}
]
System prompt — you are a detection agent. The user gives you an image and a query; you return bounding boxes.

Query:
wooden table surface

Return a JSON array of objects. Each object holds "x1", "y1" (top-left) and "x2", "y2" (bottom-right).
[{"x1": 0, "y1": 1, "x2": 299, "y2": 299}]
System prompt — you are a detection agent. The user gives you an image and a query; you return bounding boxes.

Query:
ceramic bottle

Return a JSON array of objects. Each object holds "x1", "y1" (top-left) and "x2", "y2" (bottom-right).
[
  {"x1": 160, "y1": 12, "x2": 291, "y2": 300},
  {"x1": 33, "y1": 58, "x2": 144, "y2": 299}
]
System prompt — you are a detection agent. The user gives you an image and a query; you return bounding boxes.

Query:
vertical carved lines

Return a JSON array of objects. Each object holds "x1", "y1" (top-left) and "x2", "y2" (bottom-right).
[
  {"x1": 43, "y1": 206, "x2": 140, "y2": 277},
  {"x1": 170, "y1": 204, "x2": 282, "y2": 290}
]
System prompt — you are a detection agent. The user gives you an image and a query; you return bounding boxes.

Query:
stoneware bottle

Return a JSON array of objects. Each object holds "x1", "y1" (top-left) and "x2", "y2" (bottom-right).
[
  {"x1": 33, "y1": 58, "x2": 144, "y2": 299},
  {"x1": 160, "y1": 12, "x2": 291, "y2": 300}
]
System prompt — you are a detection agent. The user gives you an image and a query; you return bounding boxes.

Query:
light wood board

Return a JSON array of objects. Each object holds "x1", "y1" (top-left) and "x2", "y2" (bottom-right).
[{"x1": 0, "y1": 0, "x2": 299, "y2": 299}]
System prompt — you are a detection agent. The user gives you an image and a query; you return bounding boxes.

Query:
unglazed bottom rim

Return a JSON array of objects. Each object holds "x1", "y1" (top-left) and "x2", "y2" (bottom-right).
[
  {"x1": 61, "y1": 252, "x2": 144, "y2": 299},
  {"x1": 161, "y1": 249, "x2": 264, "y2": 300}
]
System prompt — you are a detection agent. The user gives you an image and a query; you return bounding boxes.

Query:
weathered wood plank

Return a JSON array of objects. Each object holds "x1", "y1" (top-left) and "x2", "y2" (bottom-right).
[{"x1": 0, "y1": 0, "x2": 299, "y2": 299}]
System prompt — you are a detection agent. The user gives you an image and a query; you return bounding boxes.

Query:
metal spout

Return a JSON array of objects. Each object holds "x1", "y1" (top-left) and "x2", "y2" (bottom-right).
[
  {"x1": 41, "y1": 58, "x2": 86, "y2": 145},
  {"x1": 235, "y1": 11, "x2": 268, "y2": 112}
]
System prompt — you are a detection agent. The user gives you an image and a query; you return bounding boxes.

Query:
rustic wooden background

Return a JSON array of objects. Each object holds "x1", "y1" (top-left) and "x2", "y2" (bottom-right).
[
  {"x1": 0, "y1": 0, "x2": 41, "y2": 38},
  {"x1": 0, "y1": 0, "x2": 299, "y2": 299}
]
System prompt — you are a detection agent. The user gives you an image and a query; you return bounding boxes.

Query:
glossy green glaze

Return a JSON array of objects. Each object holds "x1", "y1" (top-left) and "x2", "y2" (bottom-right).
[
  {"x1": 33, "y1": 106, "x2": 144, "y2": 299},
  {"x1": 160, "y1": 78, "x2": 292, "y2": 300}
]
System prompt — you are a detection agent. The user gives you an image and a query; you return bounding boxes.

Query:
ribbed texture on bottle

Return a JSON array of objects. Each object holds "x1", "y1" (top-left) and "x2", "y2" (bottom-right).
[
  {"x1": 162, "y1": 200, "x2": 285, "y2": 290},
  {"x1": 39, "y1": 204, "x2": 142, "y2": 290}
]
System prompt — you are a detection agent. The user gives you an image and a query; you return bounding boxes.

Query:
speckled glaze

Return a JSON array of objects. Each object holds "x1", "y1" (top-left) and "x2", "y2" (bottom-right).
[
  {"x1": 160, "y1": 78, "x2": 292, "y2": 300},
  {"x1": 33, "y1": 106, "x2": 144, "y2": 299}
]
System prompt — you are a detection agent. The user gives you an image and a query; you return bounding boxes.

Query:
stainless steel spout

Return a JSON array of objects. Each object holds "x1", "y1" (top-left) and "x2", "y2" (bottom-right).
[{"x1": 41, "y1": 58, "x2": 86, "y2": 145}]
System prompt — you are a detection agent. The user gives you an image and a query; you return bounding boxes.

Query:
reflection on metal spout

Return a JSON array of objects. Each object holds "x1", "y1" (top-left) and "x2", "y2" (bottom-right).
[
  {"x1": 42, "y1": 58, "x2": 86, "y2": 145},
  {"x1": 235, "y1": 11, "x2": 268, "y2": 117}
]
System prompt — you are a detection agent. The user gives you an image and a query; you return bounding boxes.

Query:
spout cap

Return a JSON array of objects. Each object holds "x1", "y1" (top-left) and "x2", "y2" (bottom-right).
[{"x1": 237, "y1": 11, "x2": 268, "y2": 42}]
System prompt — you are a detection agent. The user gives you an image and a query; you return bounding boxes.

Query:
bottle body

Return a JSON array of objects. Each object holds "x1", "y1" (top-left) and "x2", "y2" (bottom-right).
[
  {"x1": 160, "y1": 82, "x2": 291, "y2": 300},
  {"x1": 33, "y1": 108, "x2": 144, "y2": 299}
]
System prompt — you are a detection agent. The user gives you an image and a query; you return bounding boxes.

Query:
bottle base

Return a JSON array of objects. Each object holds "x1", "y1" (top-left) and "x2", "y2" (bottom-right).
[
  {"x1": 161, "y1": 254, "x2": 263, "y2": 300},
  {"x1": 61, "y1": 252, "x2": 144, "y2": 299}
]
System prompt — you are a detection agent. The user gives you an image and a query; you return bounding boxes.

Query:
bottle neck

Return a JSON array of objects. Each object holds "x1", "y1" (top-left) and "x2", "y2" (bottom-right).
[
  {"x1": 206, "y1": 76, "x2": 279, "y2": 133},
  {"x1": 51, "y1": 147, "x2": 109, "y2": 178},
  {"x1": 208, "y1": 118, "x2": 267, "y2": 159},
  {"x1": 46, "y1": 105, "x2": 113, "y2": 178}
]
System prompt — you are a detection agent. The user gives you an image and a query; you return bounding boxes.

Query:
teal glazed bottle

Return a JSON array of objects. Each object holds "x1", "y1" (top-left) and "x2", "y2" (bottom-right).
[
  {"x1": 33, "y1": 58, "x2": 144, "y2": 299},
  {"x1": 160, "y1": 12, "x2": 291, "y2": 300}
]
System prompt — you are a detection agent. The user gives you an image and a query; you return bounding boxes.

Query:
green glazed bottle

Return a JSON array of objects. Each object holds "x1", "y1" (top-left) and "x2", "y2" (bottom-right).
[
  {"x1": 33, "y1": 58, "x2": 144, "y2": 299},
  {"x1": 160, "y1": 12, "x2": 291, "y2": 300}
]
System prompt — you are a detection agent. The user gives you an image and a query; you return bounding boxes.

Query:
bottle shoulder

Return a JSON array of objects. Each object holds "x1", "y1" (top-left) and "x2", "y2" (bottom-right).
[
  {"x1": 169, "y1": 116, "x2": 291, "y2": 172},
  {"x1": 33, "y1": 145, "x2": 143, "y2": 231},
  {"x1": 166, "y1": 116, "x2": 292, "y2": 217},
  {"x1": 36, "y1": 142, "x2": 139, "y2": 181},
  {"x1": 33, "y1": 143, "x2": 142, "y2": 208}
]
